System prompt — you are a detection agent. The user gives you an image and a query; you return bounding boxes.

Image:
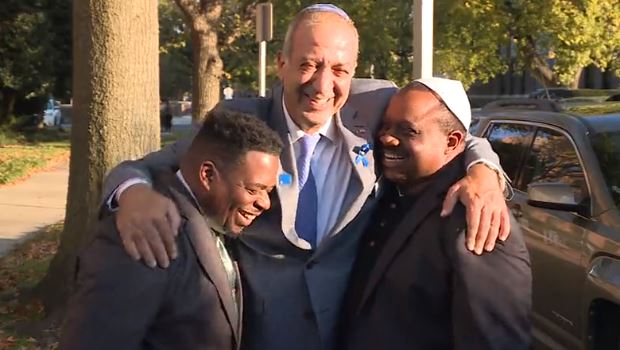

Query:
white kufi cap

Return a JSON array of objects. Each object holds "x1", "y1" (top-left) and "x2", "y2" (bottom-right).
[{"x1": 413, "y1": 77, "x2": 471, "y2": 130}]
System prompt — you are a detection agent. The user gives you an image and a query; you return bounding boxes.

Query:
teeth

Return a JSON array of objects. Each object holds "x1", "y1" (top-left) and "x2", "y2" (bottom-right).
[
  {"x1": 240, "y1": 210, "x2": 255, "y2": 220},
  {"x1": 384, "y1": 154, "x2": 404, "y2": 160}
]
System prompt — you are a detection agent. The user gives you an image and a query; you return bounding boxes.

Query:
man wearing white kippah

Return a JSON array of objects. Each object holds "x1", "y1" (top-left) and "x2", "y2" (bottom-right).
[
  {"x1": 101, "y1": 4, "x2": 512, "y2": 350},
  {"x1": 344, "y1": 78, "x2": 532, "y2": 350}
]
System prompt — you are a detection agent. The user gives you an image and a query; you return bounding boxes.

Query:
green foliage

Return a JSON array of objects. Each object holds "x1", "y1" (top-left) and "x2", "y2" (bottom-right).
[
  {"x1": 156, "y1": 0, "x2": 620, "y2": 93},
  {"x1": 566, "y1": 102, "x2": 620, "y2": 115},
  {"x1": 158, "y1": 0, "x2": 261, "y2": 97},
  {"x1": 436, "y1": 0, "x2": 620, "y2": 88},
  {"x1": 159, "y1": 0, "x2": 193, "y2": 100},
  {"x1": 0, "y1": 0, "x2": 71, "y2": 99},
  {"x1": 435, "y1": 0, "x2": 511, "y2": 87}
]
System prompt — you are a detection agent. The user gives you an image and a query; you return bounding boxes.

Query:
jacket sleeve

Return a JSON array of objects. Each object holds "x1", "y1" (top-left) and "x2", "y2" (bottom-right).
[
  {"x1": 101, "y1": 133, "x2": 194, "y2": 203},
  {"x1": 59, "y1": 218, "x2": 169, "y2": 350},
  {"x1": 447, "y1": 211, "x2": 532, "y2": 349},
  {"x1": 463, "y1": 134, "x2": 502, "y2": 173}
]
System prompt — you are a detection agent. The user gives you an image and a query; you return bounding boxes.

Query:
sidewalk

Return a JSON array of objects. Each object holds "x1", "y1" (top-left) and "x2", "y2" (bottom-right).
[{"x1": 0, "y1": 161, "x2": 68, "y2": 257}]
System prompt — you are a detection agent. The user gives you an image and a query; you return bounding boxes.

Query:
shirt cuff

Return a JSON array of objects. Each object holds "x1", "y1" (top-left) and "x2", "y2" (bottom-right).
[{"x1": 106, "y1": 178, "x2": 152, "y2": 211}]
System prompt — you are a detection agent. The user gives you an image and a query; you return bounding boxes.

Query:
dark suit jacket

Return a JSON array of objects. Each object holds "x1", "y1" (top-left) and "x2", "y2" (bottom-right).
[
  {"x1": 60, "y1": 175, "x2": 241, "y2": 350},
  {"x1": 344, "y1": 155, "x2": 532, "y2": 350}
]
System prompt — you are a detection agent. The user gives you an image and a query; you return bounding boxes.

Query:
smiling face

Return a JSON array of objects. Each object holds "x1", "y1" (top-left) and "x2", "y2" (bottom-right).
[
  {"x1": 277, "y1": 13, "x2": 358, "y2": 133},
  {"x1": 379, "y1": 88, "x2": 465, "y2": 193},
  {"x1": 205, "y1": 150, "x2": 279, "y2": 235}
]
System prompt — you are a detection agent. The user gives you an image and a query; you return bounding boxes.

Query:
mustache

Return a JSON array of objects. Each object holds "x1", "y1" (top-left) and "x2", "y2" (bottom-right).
[
  {"x1": 381, "y1": 147, "x2": 406, "y2": 157},
  {"x1": 300, "y1": 84, "x2": 335, "y2": 99}
]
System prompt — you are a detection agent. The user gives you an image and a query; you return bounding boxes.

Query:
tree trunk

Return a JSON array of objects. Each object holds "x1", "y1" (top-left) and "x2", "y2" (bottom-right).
[
  {"x1": 0, "y1": 87, "x2": 17, "y2": 125},
  {"x1": 569, "y1": 67, "x2": 583, "y2": 89},
  {"x1": 191, "y1": 24, "x2": 223, "y2": 123},
  {"x1": 173, "y1": 0, "x2": 223, "y2": 124},
  {"x1": 521, "y1": 36, "x2": 563, "y2": 88},
  {"x1": 35, "y1": 0, "x2": 160, "y2": 320}
]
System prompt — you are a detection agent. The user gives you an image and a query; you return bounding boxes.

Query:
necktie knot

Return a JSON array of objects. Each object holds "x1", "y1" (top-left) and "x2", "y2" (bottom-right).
[{"x1": 297, "y1": 134, "x2": 321, "y2": 188}]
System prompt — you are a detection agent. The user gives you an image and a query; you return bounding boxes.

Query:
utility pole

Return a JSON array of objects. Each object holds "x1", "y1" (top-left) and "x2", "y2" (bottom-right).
[
  {"x1": 412, "y1": 0, "x2": 433, "y2": 79},
  {"x1": 256, "y1": 3, "x2": 273, "y2": 97}
]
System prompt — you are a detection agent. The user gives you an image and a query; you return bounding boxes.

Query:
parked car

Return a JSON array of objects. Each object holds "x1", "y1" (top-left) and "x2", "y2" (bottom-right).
[
  {"x1": 472, "y1": 98, "x2": 620, "y2": 350},
  {"x1": 42, "y1": 99, "x2": 62, "y2": 126},
  {"x1": 529, "y1": 88, "x2": 620, "y2": 101}
]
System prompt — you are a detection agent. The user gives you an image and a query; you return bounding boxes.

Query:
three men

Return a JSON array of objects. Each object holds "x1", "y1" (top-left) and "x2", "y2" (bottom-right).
[
  {"x1": 102, "y1": 4, "x2": 511, "y2": 350},
  {"x1": 345, "y1": 78, "x2": 532, "y2": 349},
  {"x1": 60, "y1": 109, "x2": 282, "y2": 350}
]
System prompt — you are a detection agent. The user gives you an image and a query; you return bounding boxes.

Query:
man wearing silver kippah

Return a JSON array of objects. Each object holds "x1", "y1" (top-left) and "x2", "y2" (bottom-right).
[
  {"x1": 101, "y1": 4, "x2": 511, "y2": 350},
  {"x1": 344, "y1": 78, "x2": 532, "y2": 349}
]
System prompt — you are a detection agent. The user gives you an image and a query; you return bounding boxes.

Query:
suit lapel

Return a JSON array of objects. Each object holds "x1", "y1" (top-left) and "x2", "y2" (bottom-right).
[
  {"x1": 267, "y1": 86, "x2": 306, "y2": 247},
  {"x1": 328, "y1": 106, "x2": 377, "y2": 237},
  {"x1": 168, "y1": 185, "x2": 241, "y2": 345},
  {"x1": 357, "y1": 158, "x2": 466, "y2": 312}
]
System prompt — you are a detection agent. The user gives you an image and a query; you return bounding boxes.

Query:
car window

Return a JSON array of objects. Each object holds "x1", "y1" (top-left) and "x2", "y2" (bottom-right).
[
  {"x1": 485, "y1": 122, "x2": 534, "y2": 183},
  {"x1": 520, "y1": 128, "x2": 588, "y2": 202},
  {"x1": 590, "y1": 131, "x2": 620, "y2": 209}
]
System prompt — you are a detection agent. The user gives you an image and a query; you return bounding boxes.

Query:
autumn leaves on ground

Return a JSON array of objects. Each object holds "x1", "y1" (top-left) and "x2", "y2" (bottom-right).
[
  {"x1": 0, "y1": 223, "x2": 62, "y2": 350},
  {"x1": 0, "y1": 128, "x2": 69, "y2": 350},
  {"x1": 0, "y1": 129, "x2": 70, "y2": 187}
]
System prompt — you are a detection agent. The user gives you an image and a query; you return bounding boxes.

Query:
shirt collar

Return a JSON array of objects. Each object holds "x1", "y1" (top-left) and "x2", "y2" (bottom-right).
[
  {"x1": 176, "y1": 170, "x2": 199, "y2": 204},
  {"x1": 282, "y1": 95, "x2": 337, "y2": 143},
  {"x1": 176, "y1": 170, "x2": 227, "y2": 235}
]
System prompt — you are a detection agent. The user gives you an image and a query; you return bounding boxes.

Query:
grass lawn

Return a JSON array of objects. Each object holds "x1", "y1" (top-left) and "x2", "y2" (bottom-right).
[
  {"x1": 0, "y1": 223, "x2": 62, "y2": 350},
  {"x1": 0, "y1": 128, "x2": 70, "y2": 186}
]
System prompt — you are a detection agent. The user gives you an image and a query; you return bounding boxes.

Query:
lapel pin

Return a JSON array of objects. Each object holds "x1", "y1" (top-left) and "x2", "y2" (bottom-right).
[
  {"x1": 352, "y1": 143, "x2": 372, "y2": 168},
  {"x1": 279, "y1": 172, "x2": 292, "y2": 186}
]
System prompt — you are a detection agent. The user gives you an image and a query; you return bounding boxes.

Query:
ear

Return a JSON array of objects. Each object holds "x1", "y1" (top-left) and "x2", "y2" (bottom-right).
[
  {"x1": 445, "y1": 130, "x2": 466, "y2": 153},
  {"x1": 198, "y1": 160, "x2": 219, "y2": 190},
  {"x1": 276, "y1": 51, "x2": 286, "y2": 79}
]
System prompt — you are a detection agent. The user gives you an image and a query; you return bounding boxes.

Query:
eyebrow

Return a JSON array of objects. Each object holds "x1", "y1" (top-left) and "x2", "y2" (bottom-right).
[{"x1": 246, "y1": 183, "x2": 273, "y2": 190}]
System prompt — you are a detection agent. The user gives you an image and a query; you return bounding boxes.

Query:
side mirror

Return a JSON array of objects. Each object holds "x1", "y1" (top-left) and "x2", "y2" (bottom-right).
[{"x1": 527, "y1": 182, "x2": 590, "y2": 216}]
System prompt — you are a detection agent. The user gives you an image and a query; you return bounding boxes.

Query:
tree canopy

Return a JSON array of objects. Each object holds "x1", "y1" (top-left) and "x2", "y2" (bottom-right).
[
  {"x1": 435, "y1": 0, "x2": 620, "y2": 88},
  {"x1": 0, "y1": 0, "x2": 71, "y2": 123}
]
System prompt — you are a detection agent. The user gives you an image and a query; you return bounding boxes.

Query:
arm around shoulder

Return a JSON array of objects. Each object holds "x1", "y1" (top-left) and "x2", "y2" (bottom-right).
[
  {"x1": 463, "y1": 134, "x2": 503, "y2": 174},
  {"x1": 102, "y1": 133, "x2": 193, "y2": 202}
]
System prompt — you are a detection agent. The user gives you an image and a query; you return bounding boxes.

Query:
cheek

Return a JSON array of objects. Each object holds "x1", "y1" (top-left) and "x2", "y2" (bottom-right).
[
  {"x1": 334, "y1": 79, "x2": 351, "y2": 97},
  {"x1": 230, "y1": 191, "x2": 254, "y2": 209}
]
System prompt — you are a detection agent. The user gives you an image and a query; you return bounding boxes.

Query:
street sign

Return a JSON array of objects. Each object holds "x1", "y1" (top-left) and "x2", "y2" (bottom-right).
[{"x1": 256, "y1": 3, "x2": 273, "y2": 43}]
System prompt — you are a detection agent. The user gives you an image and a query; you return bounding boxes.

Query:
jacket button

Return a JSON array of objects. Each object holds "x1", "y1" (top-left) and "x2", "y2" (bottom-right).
[
  {"x1": 303, "y1": 310, "x2": 315, "y2": 320},
  {"x1": 306, "y1": 260, "x2": 317, "y2": 269}
]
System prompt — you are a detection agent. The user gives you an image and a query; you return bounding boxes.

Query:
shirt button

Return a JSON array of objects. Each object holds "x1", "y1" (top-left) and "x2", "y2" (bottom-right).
[
  {"x1": 368, "y1": 241, "x2": 376, "y2": 247},
  {"x1": 379, "y1": 221, "x2": 385, "y2": 227},
  {"x1": 389, "y1": 203, "x2": 397, "y2": 209}
]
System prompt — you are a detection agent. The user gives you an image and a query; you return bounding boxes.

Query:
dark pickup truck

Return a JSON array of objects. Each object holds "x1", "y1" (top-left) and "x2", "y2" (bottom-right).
[{"x1": 472, "y1": 99, "x2": 620, "y2": 350}]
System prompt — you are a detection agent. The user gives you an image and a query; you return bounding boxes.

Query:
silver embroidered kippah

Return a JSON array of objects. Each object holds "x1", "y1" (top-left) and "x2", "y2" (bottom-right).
[{"x1": 300, "y1": 3, "x2": 351, "y2": 21}]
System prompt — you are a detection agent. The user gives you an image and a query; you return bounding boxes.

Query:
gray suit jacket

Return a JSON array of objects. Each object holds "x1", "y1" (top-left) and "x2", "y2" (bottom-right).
[
  {"x1": 61, "y1": 175, "x2": 241, "y2": 350},
  {"x1": 102, "y1": 79, "x2": 501, "y2": 350}
]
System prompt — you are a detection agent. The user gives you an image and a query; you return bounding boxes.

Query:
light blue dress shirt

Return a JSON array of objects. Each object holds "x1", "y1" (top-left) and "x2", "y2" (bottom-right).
[{"x1": 282, "y1": 101, "x2": 353, "y2": 247}]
